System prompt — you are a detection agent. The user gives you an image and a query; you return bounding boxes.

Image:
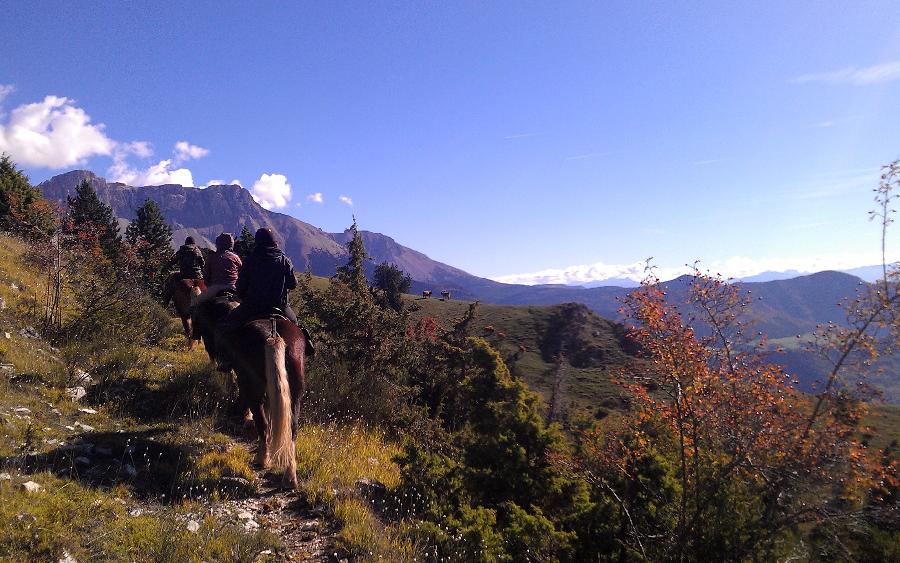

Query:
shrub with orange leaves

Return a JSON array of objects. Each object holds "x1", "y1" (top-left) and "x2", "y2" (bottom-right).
[{"x1": 574, "y1": 266, "x2": 888, "y2": 560}]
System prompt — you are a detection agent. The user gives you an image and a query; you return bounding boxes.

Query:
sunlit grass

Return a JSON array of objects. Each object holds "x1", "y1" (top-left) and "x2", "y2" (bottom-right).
[
  {"x1": 0, "y1": 471, "x2": 277, "y2": 562},
  {"x1": 294, "y1": 422, "x2": 417, "y2": 560}
]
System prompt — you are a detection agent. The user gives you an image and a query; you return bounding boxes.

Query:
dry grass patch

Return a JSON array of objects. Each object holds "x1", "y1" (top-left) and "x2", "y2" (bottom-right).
[{"x1": 295, "y1": 422, "x2": 417, "y2": 560}]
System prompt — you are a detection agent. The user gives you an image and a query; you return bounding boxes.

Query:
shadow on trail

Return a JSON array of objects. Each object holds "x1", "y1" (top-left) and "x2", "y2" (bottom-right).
[{"x1": 1, "y1": 426, "x2": 254, "y2": 502}]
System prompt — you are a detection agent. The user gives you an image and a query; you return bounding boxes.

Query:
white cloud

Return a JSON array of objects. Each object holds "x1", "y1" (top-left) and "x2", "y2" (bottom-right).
[
  {"x1": 174, "y1": 140, "x2": 209, "y2": 162},
  {"x1": 793, "y1": 61, "x2": 900, "y2": 85},
  {"x1": 109, "y1": 157, "x2": 194, "y2": 187},
  {"x1": 306, "y1": 192, "x2": 323, "y2": 203},
  {"x1": 0, "y1": 84, "x2": 14, "y2": 105},
  {"x1": 338, "y1": 195, "x2": 353, "y2": 206},
  {"x1": 491, "y1": 252, "x2": 896, "y2": 286},
  {"x1": 108, "y1": 140, "x2": 198, "y2": 186},
  {"x1": 200, "y1": 179, "x2": 224, "y2": 189},
  {"x1": 250, "y1": 173, "x2": 291, "y2": 209},
  {"x1": 0, "y1": 95, "x2": 115, "y2": 168}
]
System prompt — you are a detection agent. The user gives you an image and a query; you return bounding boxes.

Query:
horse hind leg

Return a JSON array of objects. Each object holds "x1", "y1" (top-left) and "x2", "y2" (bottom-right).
[
  {"x1": 182, "y1": 317, "x2": 194, "y2": 350},
  {"x1": 251, "y1": 401, "x2": 269, "y2": 468}
]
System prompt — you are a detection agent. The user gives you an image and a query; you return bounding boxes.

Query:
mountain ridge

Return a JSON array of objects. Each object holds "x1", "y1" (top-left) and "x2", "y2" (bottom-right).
[{"x1": 38, "y1": 170, "x2": 867, "y2": 339}]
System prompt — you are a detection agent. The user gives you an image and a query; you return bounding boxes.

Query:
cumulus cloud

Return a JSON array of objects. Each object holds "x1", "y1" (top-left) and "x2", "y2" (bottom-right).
[
  {"x1": 109, "y1": 157, "x2": 194, "y2": 187},
  {"x1": 490, "y1": 252, "x2": 895, "y2": 286},
  {"x1": 250, "y1": 173, "x2": 291, "y2": 209},
  {"x1": 174, "y1": 140, "x2": 209, "y2": 162},
  {"x1": 306, "y1": 192, "x2": 323, "y2": 203},
  {"x1": 0, "y1": 95, "x2": 115, "y2": 168},
  {"x1": 794, "y1": 61, "x2": 900, "y2": 85},
  {"x1": 107, "y1": 140, "x2": 207, "y2": 187},
  {"x1": 338, "y1": 195, "x2": 353, "y2": 206}
]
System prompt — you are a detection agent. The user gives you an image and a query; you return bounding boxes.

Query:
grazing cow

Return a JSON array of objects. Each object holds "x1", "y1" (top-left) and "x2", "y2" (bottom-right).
[
  {"x1": 483, "y1": 325, "x2": 495, "y2": 333},
  {"x1": 422, "y1": 290, "x2": 432, "y2": 298},
  {"x1": 441, "y1": 290, "x2": 451, "y2": 301}
]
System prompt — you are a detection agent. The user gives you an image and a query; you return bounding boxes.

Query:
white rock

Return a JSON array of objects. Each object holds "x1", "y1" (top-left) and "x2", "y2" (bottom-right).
[
  {"x1": 74, "y1": 422, "x2": 94, "y2": 432},
  {"x1": 243, "y1": 519, "x2": 259, "y2": 531},
  {"x1": 237, "y1": 510, "x2": 253, "y2": 520},
  {"x1": 20, "y1": 481, "x2": 43, "y2": 493},
  {"x1": 78, "y1": 408, "x2": 97, "y2": 415},
  {"x1": 186, "y1": 520, "x2": 200, "y2": 533},
  {"x1": 66, "y1": 387, "x2": 86, "y2": 401},
  {"x1": 129, "y1": 508, "x2": 143, "y2": 517},
  {"x1": 58, "y1": 549, "x2": 77, "y2": 563},
  {"x1": 73, "y1": 369, "x2": 92, "y2": 385},
  {"x1": 13, "y1": 407, "x2": 31, "y2": 414},
  {"x1": 0, "y1": 472, "x2": 11, "y2": 481},
  {"x1": 3, "y1": 332, "x2": 10, "y2": 339}
]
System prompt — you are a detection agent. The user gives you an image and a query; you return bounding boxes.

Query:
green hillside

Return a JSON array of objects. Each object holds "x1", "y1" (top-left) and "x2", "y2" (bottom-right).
[{"x1": 406, "y1": 295, "x2": 636, "y2": 419}]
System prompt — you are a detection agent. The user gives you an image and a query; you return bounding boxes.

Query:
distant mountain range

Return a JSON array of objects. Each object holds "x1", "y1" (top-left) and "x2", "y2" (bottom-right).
[{"x1": 39, "y1": 170, "x2": 870, "y2": 339}]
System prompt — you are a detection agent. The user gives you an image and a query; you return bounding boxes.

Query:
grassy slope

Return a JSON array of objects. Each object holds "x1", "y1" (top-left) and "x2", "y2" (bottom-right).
[
  {"x1": 0, "y1": 236, "x2": 410, "y2": 561},
  {"x1": 407, "y1": 295, "x2": 631, "y2": 419}
]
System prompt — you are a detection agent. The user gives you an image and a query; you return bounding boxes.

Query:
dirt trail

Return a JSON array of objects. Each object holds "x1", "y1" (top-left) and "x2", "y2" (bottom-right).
[{"x1": 210, "y1": 429, "x2": 340, "y2": 562}]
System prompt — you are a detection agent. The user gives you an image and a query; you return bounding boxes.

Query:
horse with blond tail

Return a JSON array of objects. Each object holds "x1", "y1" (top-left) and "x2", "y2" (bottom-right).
[{"x1": 228, "y1": 315, "x2": 305, "y2": 488}]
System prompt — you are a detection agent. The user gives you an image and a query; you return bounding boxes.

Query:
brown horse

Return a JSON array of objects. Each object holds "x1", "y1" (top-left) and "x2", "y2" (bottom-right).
[
  {"x1": 163, "y1": 274, "x2": 205, "y2": 349},
  {"x1": 193, "y1": 296, "x2": 305, "y2": 488}
]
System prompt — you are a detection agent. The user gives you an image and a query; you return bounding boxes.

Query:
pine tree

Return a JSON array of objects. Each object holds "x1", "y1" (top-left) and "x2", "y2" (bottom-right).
[
  {"x1": 234, "y1": 224, "x2": 256, "y2": 259},
  {"x1": 67, "y1": 179, "x2": 121, "y2": 259},
  {"x1": 372, "y1": 262, "x2": 411, "y2": 311},
  {"x1": 335, "y1": 217, "x2": 370, "y2": 293},
  {"x1": 0, "y1": 154, "x2": 55, "y2": 236},
  {"x1": 126, "y1": 198, "x2": 173, "y2": 296}
]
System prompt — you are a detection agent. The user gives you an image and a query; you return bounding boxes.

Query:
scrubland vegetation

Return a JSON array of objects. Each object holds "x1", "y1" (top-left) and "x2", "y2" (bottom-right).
[{"x1": 1, "y1": 152, "x2": 899, "y2": 561}]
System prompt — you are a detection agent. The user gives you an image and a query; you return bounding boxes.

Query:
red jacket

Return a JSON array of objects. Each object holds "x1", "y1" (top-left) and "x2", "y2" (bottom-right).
[{"x1": 204, "y1": 250, "x2": 242, "y2": 287}]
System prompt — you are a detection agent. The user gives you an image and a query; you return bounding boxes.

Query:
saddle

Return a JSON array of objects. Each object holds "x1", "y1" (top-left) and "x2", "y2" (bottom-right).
[{"x1": 243, "y1": 307, "x2": 316, "y2": 358}]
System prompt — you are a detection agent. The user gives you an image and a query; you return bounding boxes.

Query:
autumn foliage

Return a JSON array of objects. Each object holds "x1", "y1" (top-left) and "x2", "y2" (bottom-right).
[{"x1": 571, "y1": 265, "x2": 887, "y2": 559}]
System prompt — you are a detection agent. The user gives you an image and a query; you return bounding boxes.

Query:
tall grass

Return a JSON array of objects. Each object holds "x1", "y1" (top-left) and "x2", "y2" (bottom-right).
[{"x1": 294, "y1": 422, "x2": 418, "y2": 560}]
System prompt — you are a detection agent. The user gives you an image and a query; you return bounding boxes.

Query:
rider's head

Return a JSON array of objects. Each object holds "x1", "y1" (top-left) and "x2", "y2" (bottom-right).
[
  {"x1": 215, "y1": 232, "x2": 235, "y2": 251},
  {"x1": 184, "y1": 236, "x2": 196, "y2": 246},
  {"x1": 255, "y1": 228, "x2": 277, "y2": 248}
]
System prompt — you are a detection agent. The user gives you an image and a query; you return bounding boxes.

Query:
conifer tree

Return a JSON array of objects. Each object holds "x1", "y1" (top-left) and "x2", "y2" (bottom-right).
[
  {"x1": 0, "y1": 154, "x2": 55, "y2": 236},
  {"x1": 335, "y1": 217, "x2": 370, "y2": 293},
  {"x1": 372, "y1": 261, "x2": 411, "y2": 311},
  {"x1": 67, "y1": 179, "x2": 121, "y2": 259},
  {"x1": 234, "y1": 224, "x2": 256, "y2": 259},
  {"x1": 126, "y1": 198, "x2": 173, "y2": 296}
]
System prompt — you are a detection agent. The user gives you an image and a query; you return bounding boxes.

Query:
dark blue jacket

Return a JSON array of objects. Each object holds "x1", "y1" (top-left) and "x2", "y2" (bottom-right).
[{"x1": 236, "y1": 245, "x2": 297, "y2": 311}]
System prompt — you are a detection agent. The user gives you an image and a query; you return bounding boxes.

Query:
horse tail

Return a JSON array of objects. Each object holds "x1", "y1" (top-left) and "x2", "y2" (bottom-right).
[{"x1": 264, "y1": 334, "x2": 297, "y2": 480}]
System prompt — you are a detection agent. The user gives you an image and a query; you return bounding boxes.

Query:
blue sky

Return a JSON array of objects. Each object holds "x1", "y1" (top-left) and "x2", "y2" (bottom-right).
[{"x1": 2, "y1": 1, "x2": 899, "y2": 283}]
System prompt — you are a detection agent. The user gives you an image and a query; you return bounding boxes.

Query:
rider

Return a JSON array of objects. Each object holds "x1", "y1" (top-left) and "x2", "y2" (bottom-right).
[
  {"x1": 215, "y1": 228, "x2": 298, "y2": 370},
  {"x1": 169, "y1": 236, "x2": 205, "y2": 280},
  {"x1": 198, "y1": 232, "x2": 242, "y2": 302},
  {"x1": 162, "y1": 236, "x2": 205, "y2": 303}
]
